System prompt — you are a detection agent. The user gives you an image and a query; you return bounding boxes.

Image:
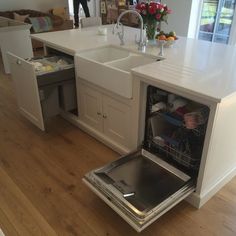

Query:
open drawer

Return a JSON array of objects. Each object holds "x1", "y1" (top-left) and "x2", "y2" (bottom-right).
[
  {"x1": 83, "y1": 148, "x2": 195, "y2": 232},
  {"x1": 8, "y1": 52, "x2": 76, "y2": 131}
]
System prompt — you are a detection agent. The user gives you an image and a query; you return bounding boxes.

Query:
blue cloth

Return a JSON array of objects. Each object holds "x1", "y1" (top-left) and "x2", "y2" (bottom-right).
[{"x1": 29, "y1": 16, "x2": 53, "y2": 33}]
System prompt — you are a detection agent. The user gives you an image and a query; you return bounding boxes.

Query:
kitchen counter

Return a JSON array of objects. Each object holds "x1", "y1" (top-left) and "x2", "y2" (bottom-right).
[{"x1": 32, "y1": 25, "x2": 236, "y2": 103}]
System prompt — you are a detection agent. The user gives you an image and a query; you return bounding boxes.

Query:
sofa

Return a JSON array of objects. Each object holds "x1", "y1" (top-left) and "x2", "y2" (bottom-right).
[{"x1": 0, "y1": 9, "x2": 73, "y2": 49}]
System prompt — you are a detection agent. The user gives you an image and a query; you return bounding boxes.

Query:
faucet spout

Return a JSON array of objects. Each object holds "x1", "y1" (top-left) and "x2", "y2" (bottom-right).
[
  {"x1": 112, "y1": 22, "x2": 124, "y2": 46},
  {"x1": 114, "y1": 10, "x2": 146, "y2": 51}
]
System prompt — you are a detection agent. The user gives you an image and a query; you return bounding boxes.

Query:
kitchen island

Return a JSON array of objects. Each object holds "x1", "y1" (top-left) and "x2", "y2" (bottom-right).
[{"x1": 28, "y1": 25, "x2": 236, "y2": 230}]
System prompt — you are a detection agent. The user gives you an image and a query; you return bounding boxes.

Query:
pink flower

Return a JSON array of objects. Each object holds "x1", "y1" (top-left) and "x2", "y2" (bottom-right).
[
  {"x1": 156, "y1": 13, "x2": 161, "y2": 20},
  {"x1": 157, "y1": 3, "x2": 164, "y2": 10}
]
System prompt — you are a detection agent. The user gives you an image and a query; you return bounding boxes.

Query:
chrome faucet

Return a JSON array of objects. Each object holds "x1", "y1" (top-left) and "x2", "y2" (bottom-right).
[
  {"x1": 112, "y1": 22, "x2": 125, "y2": 46},
  {"x1": 112, "y1": 10, "x2": 146, "y2": 51}
]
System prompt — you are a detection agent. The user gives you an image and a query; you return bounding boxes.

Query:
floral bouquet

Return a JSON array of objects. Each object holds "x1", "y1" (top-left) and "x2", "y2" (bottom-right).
[{"x1": 135, "y1": 1, "x2": 172, "y2": 40}]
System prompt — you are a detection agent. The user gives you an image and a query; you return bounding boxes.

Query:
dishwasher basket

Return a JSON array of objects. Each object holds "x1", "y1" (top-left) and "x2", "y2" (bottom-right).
[{"x1": 147, "y1": 112, "x2": 207, "y2": 169}]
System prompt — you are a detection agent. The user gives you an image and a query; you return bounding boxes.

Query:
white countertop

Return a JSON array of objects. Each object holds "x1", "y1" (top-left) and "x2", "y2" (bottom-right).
[
  {"x1": 32, "y1": 26, "x2": 127, "y2": 55},
  {"x1": 32, "y1": 25, "x2": 236, "y2": 103}
]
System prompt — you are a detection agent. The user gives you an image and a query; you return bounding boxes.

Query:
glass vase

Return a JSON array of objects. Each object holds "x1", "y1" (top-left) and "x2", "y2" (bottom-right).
[
  {"x1": 146, "y1": 21, "x2": 157, "y2": 41},
  {"x1": 157, "y1": 21, "x2": 162, "y2": 33}
]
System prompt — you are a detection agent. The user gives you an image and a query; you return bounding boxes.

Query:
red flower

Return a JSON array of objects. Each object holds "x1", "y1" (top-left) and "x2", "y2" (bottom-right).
[
  {"x1": 135, "y1": 3, "x2": 141, "y2": 10},
  {"x1": 136, "y1": 3, "x2": 146, "y2": 10},
  {"x1": 140, "y1": 3, "x2": 146, "y2": 10},
  {"x1": 149, "y1": 2, "x2": 157, "y2": 9},
  {"x1": 148, "y1": 5, "x2": 156, "y2": 15},
  {"x1": 135, "y1": 1, "x2": 171, "y2": 23}
]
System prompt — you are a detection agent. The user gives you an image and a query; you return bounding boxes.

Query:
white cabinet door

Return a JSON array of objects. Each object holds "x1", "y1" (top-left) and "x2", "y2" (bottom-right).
[
  {"x1": 103, "y1": 95, "x2": 131, "y2": 147},
  {"x1": 8, "y1": 53, "x2": 45, "y2": 131},
  {"x1": 79, "y1": 83, "x2": 103, "y2": 132},
  {"x1": 0, "y1": 26, "x2": 33, "y2": 74}
]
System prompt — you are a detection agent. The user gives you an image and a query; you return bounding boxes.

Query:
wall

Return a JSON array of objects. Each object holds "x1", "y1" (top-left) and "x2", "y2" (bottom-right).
[
  {"x1": 161, "y1": 0, "x2": 198, "y2": 38},
  {"x1": 0, "y1": 0, "x2": 68, "y2": 12}
]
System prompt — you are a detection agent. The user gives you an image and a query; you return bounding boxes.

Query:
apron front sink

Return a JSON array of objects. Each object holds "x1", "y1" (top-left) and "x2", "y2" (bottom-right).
[{"x1": 76, "y1": 45, "x2": 161, "y2": 98}]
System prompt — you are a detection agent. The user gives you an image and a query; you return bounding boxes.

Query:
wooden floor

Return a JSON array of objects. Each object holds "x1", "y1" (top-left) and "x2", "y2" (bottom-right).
[{"x1": 1, "y1": 59, "x2": 236, "y2": 236}]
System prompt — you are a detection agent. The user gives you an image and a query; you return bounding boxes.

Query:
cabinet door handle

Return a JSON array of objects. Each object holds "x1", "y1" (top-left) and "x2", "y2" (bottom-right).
[
  {"x1": 97, "y1": 112, "x2": 101, "y2": 116},
  {"x1": 103, "y1": 114, "x2": 107, "y2": 119},
  {"x1": 16, "y1": 59, "x2": 22, "y2": 65}
]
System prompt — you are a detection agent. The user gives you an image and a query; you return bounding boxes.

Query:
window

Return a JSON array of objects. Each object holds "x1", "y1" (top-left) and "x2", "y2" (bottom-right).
[{"x1": 199, "y1": 0, "x2": 236, "y2": 44}]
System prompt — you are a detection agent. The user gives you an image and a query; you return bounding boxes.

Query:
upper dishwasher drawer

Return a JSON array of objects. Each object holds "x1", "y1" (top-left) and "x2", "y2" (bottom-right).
[{"x1": 83, "y1": 149, "x2": 195, "y2": 232}]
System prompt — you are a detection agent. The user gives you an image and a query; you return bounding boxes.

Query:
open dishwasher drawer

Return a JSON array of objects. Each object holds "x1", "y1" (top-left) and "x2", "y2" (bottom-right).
[{"x1": 83, "y1": 149, "x2": 195, "y2": 232}]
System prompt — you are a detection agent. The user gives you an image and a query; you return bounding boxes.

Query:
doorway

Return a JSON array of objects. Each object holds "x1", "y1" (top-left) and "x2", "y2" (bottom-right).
[{"x1": 68, "y1": 0, "x2": 98, "y2": 19}]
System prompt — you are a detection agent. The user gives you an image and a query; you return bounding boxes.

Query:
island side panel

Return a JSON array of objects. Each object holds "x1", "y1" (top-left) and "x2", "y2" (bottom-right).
[{"x1": 197, "y1": 94, "x2": 236, "y2": 206}]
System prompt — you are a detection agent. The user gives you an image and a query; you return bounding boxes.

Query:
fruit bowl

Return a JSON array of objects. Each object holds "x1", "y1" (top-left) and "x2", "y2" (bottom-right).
[
  {"x1": 156, "y1": 38, "x2": 177, "y2": 47},
  {"x1": 165, "y1": 38, "x2": 178, "y2": 47},
  {"x1": 155, "y1": 31, "x2": 178, "y2": 47}
]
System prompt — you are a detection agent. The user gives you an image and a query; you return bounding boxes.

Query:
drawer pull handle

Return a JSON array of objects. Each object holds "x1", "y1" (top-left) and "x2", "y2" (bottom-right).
[
  {"x1": 97, "y1": 112, "x2": 101, "y2": 116},
  {"x1": 103, "y1": 115, "x2": 107, "y2": 119},
  {"x1": 16, "y1": 59, "x2": 22, "y2": 65}
]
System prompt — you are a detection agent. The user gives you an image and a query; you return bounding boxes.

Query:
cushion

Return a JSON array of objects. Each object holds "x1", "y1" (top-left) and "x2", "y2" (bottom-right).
[
  {"x1": 52, "y1": 7, "x2": 68, "y2": 20},
  {"x1": 13, "y1": 12, "x2": 29, "y2": 22},
  {"x1": 29, "y1": 16, "x2": 53, "y2": 33},
  {"x1": 0, "y1": 19, "x2": 8, "y2": 27},
  {"x1": 0, "y1": 12, "x2": 13, "y2": 19}
]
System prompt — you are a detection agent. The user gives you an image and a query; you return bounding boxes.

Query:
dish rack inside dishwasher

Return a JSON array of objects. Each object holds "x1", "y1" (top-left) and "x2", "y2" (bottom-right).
[
  {"x1": 150, "y1": 138, "x2": 201, "y2": 169},
  {"x1": 144, "y1": 86, "x2": 209, "y2": 170}
]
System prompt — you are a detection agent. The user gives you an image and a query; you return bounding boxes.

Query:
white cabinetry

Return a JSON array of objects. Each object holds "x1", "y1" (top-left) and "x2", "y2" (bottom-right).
[
  {"x1": 79, "y1": 83, "x2": 103, "y2": 132},
  {"x1": 78, "y1": 81, "x2": 132, "y2": 150}
]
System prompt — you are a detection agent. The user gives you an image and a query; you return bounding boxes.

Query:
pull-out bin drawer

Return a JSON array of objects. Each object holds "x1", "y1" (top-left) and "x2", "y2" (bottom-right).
[
  {"x1": 37, "y1": 68, "x2": 75, "y2": 87},
  {"x1": 8, "y1": 53, "x2": 76, "y2": 131}
]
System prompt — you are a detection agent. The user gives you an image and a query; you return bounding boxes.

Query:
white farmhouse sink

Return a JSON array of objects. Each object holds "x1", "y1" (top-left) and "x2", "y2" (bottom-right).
[
  {"x1": 77, "y1": 46, "x2": 129, "y2": 63},
  {"x1": 76, "y1": 46, "x2": 159, "y2": 98},
  {"x1": 106, "y1": 54, "x2": 156, "y2": 73}
]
